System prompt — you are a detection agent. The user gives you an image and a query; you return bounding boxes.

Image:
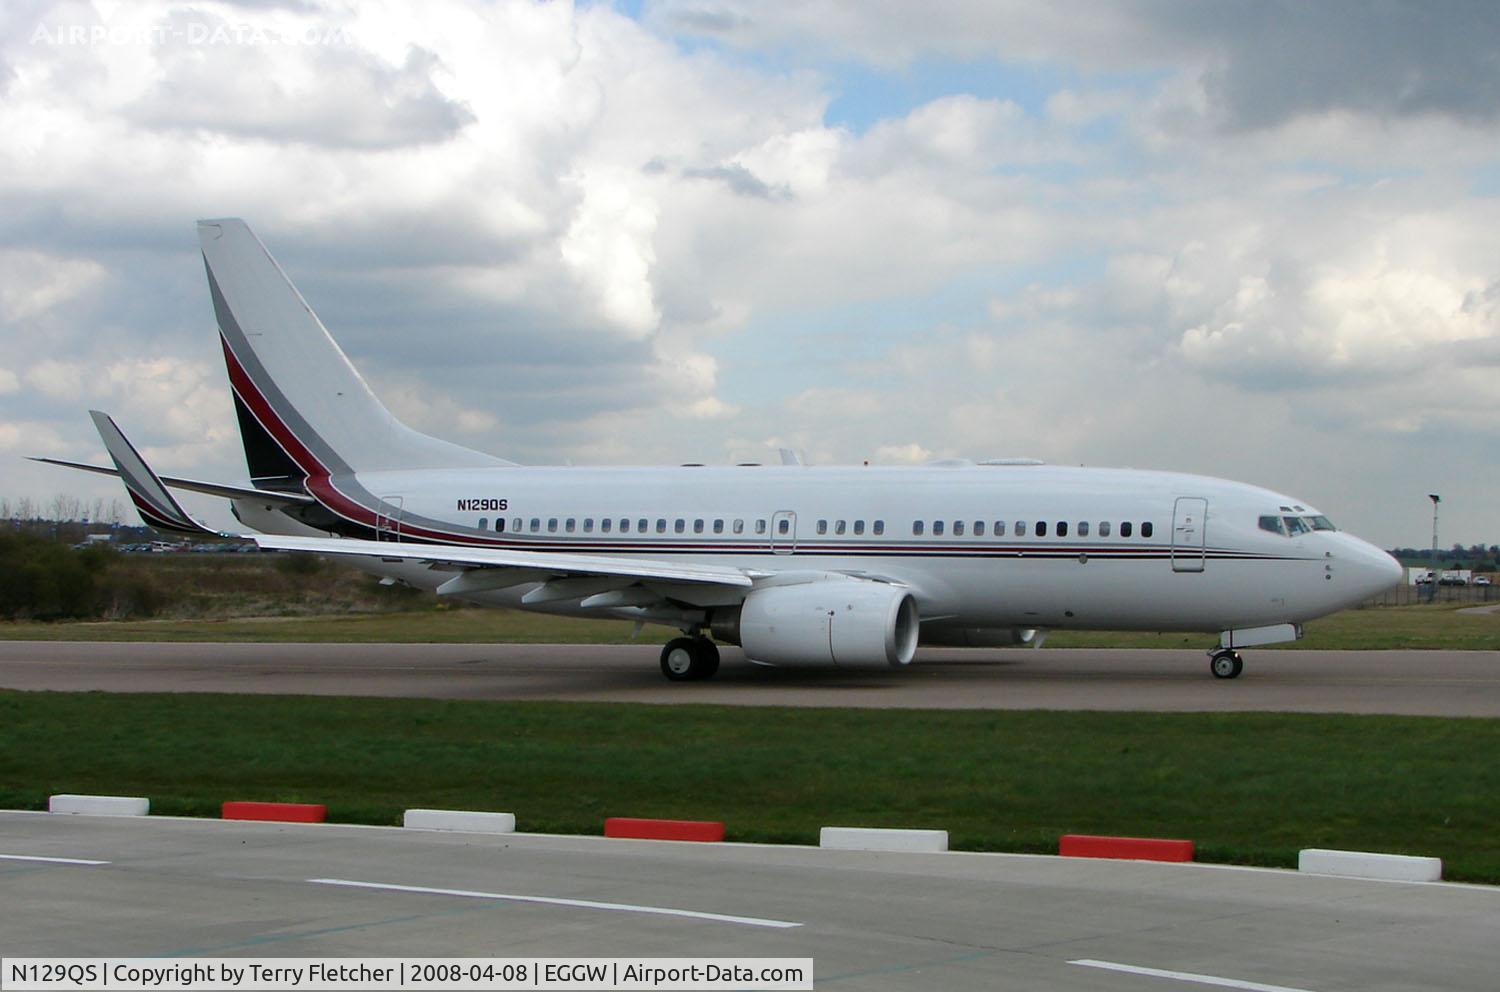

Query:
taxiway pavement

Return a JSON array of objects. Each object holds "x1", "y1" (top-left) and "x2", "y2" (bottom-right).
[{"x1": 1, "y1": 641, "x2": 1498, "y2": 715}]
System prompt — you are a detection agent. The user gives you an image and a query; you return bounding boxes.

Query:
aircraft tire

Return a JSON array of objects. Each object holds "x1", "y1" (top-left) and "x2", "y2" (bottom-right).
[
  {"x1": 1210, "y1": 650, "x2": 1243, "y2": 679},
  {"x1": 661, "y1": 636, "x2": 719, "y2": 681},
  {"x1": 692, "y1": 636, "x2": 721, "y2": 679}
]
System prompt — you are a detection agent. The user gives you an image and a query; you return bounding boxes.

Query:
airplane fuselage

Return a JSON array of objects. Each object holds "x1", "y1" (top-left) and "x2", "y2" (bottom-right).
[{"x1": 233, "y1": 461, "x2": 1400, "y2": 636}]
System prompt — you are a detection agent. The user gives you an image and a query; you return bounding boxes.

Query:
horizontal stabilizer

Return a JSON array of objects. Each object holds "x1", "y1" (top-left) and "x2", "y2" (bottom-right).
[{"x1": 29, "y1": 456, "x2": 314, "y2": 507}]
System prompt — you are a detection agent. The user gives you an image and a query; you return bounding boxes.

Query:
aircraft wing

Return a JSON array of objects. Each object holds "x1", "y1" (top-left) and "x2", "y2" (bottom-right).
[{"x1": 251, "y1": 534, "x2": 757, "y2": 591}]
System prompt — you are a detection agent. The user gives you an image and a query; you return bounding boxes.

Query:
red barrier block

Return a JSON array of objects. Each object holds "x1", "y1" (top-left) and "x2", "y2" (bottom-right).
[
  {"x1": 222, "y1": 801, "x2": 326, "y2": 823},
  {"x1": 1059, "y1": 834, "x2": 1194, "y2": 862},
  {"x1": 604, "y1": 817, "x2": 725, "y2": 842}
]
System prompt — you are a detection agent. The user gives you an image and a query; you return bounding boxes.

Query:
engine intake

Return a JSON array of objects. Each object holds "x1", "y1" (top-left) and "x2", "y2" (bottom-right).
[{"x1": 713, "y1": 580, "x2": 919, "y2": 669}]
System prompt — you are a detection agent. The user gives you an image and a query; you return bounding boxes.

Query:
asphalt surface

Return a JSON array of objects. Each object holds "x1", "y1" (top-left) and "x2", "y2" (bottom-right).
[
  {"x1": 1, "y1": 641, "x2": 1498, "y2": 715},
  {"x1": 4, "y1": 812, "x2": 1498, "y2": 991}
]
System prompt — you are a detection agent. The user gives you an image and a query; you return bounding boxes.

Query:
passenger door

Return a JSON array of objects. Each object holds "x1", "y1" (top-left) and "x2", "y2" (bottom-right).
[
  {"x1": 376, "y1": 496, "x2": 404, "y2": 542},
  {"x1": 1171, "y1": 497, "x2": 1207, "y2": 572}
]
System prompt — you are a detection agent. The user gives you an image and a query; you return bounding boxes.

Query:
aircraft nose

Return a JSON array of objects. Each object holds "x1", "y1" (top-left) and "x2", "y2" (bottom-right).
[{"x1": 1347, "y1": 539, "x2": 1404, "y2": 598}]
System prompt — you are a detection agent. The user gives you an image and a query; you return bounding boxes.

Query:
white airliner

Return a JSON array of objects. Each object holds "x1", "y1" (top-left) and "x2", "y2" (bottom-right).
[{"x1": 38, "y1": 219, "x2": 1403, "y2": 681}]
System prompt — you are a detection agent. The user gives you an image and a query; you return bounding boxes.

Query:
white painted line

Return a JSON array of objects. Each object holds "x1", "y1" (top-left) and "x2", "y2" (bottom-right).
[
  {"x1": 0, "y1": 854, "x2": 110, "y2": 866},
  {"x1": 1070, "y1": 959, "x2": 1318, "y2": 992},
  {"x1": 307, "y1": 878, "x2": 803, "y2": 929}
]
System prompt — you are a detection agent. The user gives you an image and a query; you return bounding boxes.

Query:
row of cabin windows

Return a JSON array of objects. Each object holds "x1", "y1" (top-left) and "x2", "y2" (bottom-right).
[
  {"x1": 807, "y1": 520, "x2": 887, "y2": 536},
  {"x1": 471, "y1": 515, "x2": 1154, "y2": 540},
  {"x1": 908, "y1": 519, "x2": 1154, "y2": 539},
  {"x1": 475, "y1": 516, "x2": 803, "y2": 536}
]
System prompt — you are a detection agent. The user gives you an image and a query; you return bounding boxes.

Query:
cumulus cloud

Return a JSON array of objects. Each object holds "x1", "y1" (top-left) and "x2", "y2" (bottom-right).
[
  {"x1": 0, "y1": 250, "x2": 108, "y2": 323},
  {"x1": 3, "y1": 0, "x2": 1500, "y2": 544}
]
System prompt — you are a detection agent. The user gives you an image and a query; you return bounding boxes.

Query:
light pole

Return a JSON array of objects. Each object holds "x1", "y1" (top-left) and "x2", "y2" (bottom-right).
[{"x1": 1428, "y1": 493, "x2": 1441, "y2": 602}]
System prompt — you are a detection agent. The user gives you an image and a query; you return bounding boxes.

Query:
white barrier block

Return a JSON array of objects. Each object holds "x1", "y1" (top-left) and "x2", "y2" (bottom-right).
[
  {"x1": 403, "y1": 809, "x2": 516, "y2": 834},
  {"x1": 1298, "y1": 848, "x2": 1442, "y2": 882},
  {"x1": 48, "y1": 794, "x2": 150, "y2": 817},
  {"x1": 819, "y1": 826, "x2": 949, "y2": 853}
]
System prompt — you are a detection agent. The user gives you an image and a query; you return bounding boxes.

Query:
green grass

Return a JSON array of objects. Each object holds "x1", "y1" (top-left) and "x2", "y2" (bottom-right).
[
  {"x1": 3, "y1": 691, "x2": 1497, "y2": 882},
  {"x1": 1, "y1": 601, "x2": 1494, "y2": 649}
]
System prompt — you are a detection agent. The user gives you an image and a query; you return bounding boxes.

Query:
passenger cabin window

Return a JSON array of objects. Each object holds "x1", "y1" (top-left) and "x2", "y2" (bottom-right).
[
  {"x1": 734, "y1": 519, "x2": 745, "y2": 534},
  {"x1": 853, "y1": 520, "x2": 865, "y2": 535},
  {"x1": 478, "y1": 518, "x2": 487, "y2": 530},
  {"x1": 675, "y1": 519, "x2": 686, "y2": 534},
  {"x1": 656, "y1": 519, "x2": 667, "y2": 533},
  {"x1": 693, "y1": 519, "x2": 704, "y2": 534},
  {"x1": 974, "y1": 521, "x2": 985, "y2": 536},
  {"x1": 583, "y1": 519, "x2": 593, "y2": 533},
  {"x1": 756, "y1": 519, "x2": 767, "y2": 535},
  {"x1": 638, "y1": 518, "x2": 648, "y2": 532},
  {"x1": 512, "y1": 518, "x2": 521, "y2": 532},
  {"x1": 777, "y1": 518, "x2": 790, "y2": 535},
  {"x1": 548, "y1": 518, "x2": 558, "y2": 533},
  {"x1": 1142, "y1": 522, "x2": 1153, "y2": 538},
  {"x1": 873, "y1": 520, "x2": 885, "y2": 535},
  {"x1": 1099, "y1": 521, "x2": 1110, "y2": 537},
  {"x1": 913, "y1": 521, "x2": 925, "y2": 536},
  {"x1": 933, "y1": 521, "x2": 945, "y2": 536},
  {"x1": 1077, "y1": 521, "x2": 1089, "y2": 537},
  {"x1": 1014, "y1": 521, "x2": 1026, "y2": 537},
  {"x1": 994, "y1": 520, "x2": 1005, "y2": 535},
  {"x1": 835, "y1": 520, "x2": 846, "y2": 535},
  {"x1": 1035, "y1": 521, "x2": 1047, "y2": 537},
  {"x1": 817, "y1": 520, "x2": 828, "y2": 535},
  {"x1": 565, "y1": 519, "x2": 576, "y2": 533},
  {"x1": 1120, "y1": 521, "x2": 1133, "y2": 538},
  {"x1": 953, "y1": 521, "x2": 965, "y2": 536},
  {"x1": 601, "y1": 518, "x2": 612, "y2": 533},
  {"x1": 1056, "y1": 521, "x2": 1069, "y2": 537},
  {"x1": 1259, "y1": 515, "x2": 1285, "y2": 536},
  {"x1": 713, "y1": 519, "x2": 724, "y2": 534},
  {"x1": 530, "y1": 518, "x2": 540, "y2": 532}
]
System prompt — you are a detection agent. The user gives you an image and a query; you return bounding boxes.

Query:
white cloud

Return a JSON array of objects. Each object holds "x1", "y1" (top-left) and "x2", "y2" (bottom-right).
[
  {"x1": 0, "y1": 250, "x2": 108, "y2": 323},
  {"x1": 3, "y1": 0, "x2": 1500, "y2": 546}
]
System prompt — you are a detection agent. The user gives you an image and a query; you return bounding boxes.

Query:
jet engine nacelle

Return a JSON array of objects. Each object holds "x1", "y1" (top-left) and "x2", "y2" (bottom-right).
[{"x1": 713, "y1": 580, "x2": 920, "y2": 669}]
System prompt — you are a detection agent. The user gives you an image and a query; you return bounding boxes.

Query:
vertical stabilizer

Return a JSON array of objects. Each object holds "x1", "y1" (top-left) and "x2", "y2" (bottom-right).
[{"x1": 198, "y1": 218, "x2": 509, "y2": 483}]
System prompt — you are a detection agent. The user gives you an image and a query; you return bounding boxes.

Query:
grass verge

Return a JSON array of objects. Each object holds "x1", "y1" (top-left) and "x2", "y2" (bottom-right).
[{"x1": 3, "y1": 690, "x2": 1496, "y2": 882}]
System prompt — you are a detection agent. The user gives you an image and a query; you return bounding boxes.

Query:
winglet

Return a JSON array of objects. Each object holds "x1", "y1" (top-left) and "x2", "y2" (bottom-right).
[{"x1": 88, "y1": 411, "x2": 221, "y2": 536}]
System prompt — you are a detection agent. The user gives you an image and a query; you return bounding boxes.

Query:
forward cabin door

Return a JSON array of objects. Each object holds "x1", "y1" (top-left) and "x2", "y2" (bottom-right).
[
  {"x1": 1171, "y1": 497, "x2": 1207, "y2": 572},
  {"x1": 376, "y1": 496, "x2": 404, "y2": 542}
]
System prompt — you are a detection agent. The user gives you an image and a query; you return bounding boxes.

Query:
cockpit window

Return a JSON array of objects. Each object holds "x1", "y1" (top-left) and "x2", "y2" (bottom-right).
[
  {"x1": 1307, "y1": 515, "x2": 1336, "y2": 531},
  {"x1": 1259, "y1": 515, "x2": 1286, "y2": 536},
  {"x1": 1284, "y1": 516, "x2": 1310, "y2": 536}
]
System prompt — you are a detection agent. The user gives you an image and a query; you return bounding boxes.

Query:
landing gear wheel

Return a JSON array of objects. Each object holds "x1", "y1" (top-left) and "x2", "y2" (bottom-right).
[
  {"x1": 660, "y1": 636, "x2": 720, "y2": 681},
  {"x1": 692, "y1": 635, "x2": 720, "y2": 679},
  {"x1": 1210, "y1": 649, "x2": 1244, "y2": 679}
]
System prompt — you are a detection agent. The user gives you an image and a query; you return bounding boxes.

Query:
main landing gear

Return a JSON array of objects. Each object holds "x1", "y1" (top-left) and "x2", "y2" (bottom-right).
[
  {"x1": 1209, "y1": 648, "x2": 1244, "y2": 679},
  {"x1": 660, "y1": 635, "x2": 721, "y2": 681}
]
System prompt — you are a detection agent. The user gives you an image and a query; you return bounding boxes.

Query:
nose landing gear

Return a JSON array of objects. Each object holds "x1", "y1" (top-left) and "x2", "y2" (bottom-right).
[{"x1": 1209, "y1": 648, "x2": 1244, "y2": 679}]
